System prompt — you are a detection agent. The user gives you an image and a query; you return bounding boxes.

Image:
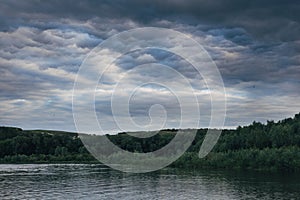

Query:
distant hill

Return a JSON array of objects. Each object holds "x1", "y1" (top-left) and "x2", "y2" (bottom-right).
[{"x1": 0, "y1": 112, "x2": 299, "y2": 171}]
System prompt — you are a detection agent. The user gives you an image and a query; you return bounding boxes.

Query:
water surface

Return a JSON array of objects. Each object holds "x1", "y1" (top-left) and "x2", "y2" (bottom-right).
[{"x1": 0, "y1": 164, "x2": 299, "y2": 199}]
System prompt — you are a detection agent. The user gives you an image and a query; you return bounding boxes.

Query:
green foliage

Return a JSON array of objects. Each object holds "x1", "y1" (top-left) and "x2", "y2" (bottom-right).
[
  {"x1": 0, "y1": 128, "x2": 94, "y2": 163},
  {"x1": 0, "y1": 112, "x2": 300, "y2": 171}
]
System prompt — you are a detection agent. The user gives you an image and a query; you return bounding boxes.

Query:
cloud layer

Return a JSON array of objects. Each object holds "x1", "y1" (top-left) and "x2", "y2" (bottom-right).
[{"x1": 0, "y1": 0, "x2": 299, "y2": 132}]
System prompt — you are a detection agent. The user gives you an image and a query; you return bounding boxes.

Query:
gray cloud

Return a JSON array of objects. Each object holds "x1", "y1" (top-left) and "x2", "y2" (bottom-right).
[
  {"x1": 1, "y1": 0, "x2": 299, "y2": 41},
  {"x1": 0, "y1": 0, "x2": 299, "y2": 132}
]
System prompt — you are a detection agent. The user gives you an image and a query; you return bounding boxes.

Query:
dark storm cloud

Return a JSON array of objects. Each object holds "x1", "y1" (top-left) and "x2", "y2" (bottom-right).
[
  {"x1": 0, "y1": 0, "x2": 299, "y2": 131},
  {"x1": 1, "y1": 0, "x2": 299, "y2": 41}
]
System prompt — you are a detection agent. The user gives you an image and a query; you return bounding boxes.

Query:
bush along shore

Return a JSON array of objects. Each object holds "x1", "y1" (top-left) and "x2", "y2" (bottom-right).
[{"x1": 0, "y1": 113, "x2": 300, "y2": 172}]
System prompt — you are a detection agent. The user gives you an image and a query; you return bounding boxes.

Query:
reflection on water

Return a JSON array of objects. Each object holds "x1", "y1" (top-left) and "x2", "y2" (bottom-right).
[{"x1": 0, "y1": 164, "x2": 299, "y2": 199}]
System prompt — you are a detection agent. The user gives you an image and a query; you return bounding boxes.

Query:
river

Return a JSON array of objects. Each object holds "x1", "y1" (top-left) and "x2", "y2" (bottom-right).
[{"x1": 0, "y1": 164, "x2": 299, "y2": 199}]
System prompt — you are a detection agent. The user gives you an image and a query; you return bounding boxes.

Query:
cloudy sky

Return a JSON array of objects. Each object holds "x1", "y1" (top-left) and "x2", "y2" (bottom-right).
[{"x1": 0, "y1": 0, "x2": 299, "y2": 133}]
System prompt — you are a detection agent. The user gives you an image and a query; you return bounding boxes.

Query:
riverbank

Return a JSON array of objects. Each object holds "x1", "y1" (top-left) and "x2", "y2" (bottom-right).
[
  {"x1": 1, "y1": 146, "x2": 300, "y2": 172},
  {"x1": 1, "y1": 113, "x2": 300, "y2": 172}
]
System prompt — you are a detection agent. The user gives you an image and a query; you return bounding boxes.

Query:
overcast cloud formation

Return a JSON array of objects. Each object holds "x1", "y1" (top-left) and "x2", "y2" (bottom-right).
[{"x1": 0, "y1": 0, "x2": 299, "y2": 132}]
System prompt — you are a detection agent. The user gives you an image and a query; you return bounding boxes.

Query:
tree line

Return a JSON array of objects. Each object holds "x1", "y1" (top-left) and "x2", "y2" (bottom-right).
[{"x1": 0, "y1": 113, "x2": 299, "y2": 171}]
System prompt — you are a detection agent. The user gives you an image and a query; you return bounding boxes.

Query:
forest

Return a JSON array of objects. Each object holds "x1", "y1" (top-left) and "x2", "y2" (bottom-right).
[{"x1": 0, "y1": 113, "x2": 300, "y2": 171}]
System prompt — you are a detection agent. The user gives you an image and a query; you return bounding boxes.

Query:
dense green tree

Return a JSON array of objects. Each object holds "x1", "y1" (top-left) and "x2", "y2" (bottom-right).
[{"x1": 0, "y1": 112, "x2": 300, "y2": 171}]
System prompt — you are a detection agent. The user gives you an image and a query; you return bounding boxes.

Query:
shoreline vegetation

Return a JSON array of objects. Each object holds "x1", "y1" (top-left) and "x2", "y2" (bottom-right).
[{"x1": 0, "y1": 113, "x2": 300, "y2": 172}]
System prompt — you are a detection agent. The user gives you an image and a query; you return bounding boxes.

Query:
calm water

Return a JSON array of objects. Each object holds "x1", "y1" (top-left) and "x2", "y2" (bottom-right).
[{"x1": 0, "y1": 164, "x2": 299, "y2": 200}]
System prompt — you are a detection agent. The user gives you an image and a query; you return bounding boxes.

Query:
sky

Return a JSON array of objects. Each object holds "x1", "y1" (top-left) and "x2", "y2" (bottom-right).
[{"x1": 0, "y1": 0, "x2": 299, "y2": 133}]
